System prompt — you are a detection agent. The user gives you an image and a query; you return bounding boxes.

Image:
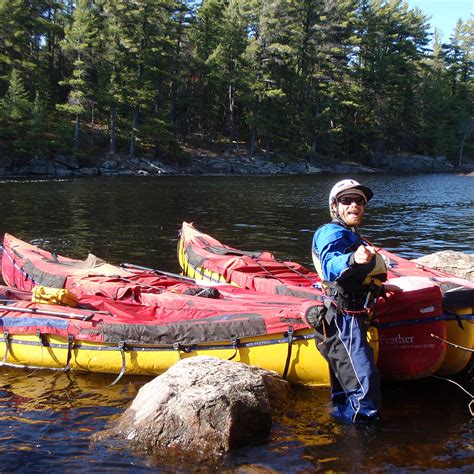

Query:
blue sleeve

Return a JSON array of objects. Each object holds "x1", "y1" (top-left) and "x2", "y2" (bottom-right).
[{"x1": 313, "y1": 224, "x2": 359, "y2": 282}]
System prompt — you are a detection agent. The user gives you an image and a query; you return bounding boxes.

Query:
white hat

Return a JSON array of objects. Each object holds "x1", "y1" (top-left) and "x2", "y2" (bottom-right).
[
  {"x1": 328, "y1": 179, "x2": 373, "y2": 218},
  {"x1": 337, "y1": 188, "x2": 368, "y2": 202},
  {"x1": 329, "y1": 179, "x2": 373, "y2": 207}
]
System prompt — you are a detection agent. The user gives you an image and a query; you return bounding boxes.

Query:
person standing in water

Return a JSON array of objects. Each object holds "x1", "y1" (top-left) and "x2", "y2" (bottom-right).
[{"x1": 310, "y1": 179, "x2": 388, "y2": 423}]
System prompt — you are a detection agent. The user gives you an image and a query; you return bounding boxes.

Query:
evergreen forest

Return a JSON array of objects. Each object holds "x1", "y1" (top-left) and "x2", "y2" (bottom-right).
[{"x1": 0, "y1": 0, "x2": 472, "y2": 168}]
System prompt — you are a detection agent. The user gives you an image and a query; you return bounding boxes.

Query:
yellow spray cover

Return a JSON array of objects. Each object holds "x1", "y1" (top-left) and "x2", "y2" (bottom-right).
[{"x1": 32, "y1": 286, "x2": 78, "y2": 307}]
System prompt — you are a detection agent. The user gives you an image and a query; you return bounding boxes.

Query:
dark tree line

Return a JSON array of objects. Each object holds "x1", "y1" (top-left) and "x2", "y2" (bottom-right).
[{"x1": 0, "y1": 0, "x2": 472, "y2": 167}]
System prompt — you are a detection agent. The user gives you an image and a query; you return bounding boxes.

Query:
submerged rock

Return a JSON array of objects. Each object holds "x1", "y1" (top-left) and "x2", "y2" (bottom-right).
[
  {"x1": 413, "y1": 251, "x2": 474, "y2": 283},
  {"x1": 103, "y1": 356, "x2": 291, "y2": 460}
]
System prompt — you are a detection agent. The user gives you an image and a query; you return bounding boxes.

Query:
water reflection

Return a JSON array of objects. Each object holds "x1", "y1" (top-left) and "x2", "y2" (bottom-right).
[
  {"x1": 0, "y1": 173, "x2": 472, "y2": 471},
  {"x1": 225, "y1": 379, "x2": 473, "y2": 472},
  {"x1": 0, "y1": 369, "x2": 152, "y2": 471},
  {"x1": 0, "y1": 369, "x2": 144, "y2": 412}
]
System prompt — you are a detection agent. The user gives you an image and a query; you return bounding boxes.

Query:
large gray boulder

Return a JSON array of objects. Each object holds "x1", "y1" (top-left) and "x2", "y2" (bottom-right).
[
  {"x1": 413, "y1": 251, "x2": 474, "y2": 283},
  {"x1": 104, "y1": 356, "x2": 291, "y2": 459}
]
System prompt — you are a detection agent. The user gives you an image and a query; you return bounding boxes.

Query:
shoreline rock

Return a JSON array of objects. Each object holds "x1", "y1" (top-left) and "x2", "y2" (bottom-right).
[
  {"x1": 1, "y1": 152, "x2": 472, "y2": 178},
  {"x1": 413, "y1": 251, "x2": 474, "y2": 283}
]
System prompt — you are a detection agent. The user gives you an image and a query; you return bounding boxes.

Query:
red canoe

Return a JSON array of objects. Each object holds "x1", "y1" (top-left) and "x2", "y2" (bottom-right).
[
  {"x1": 178, "y1": 222, "x2": 474, "y2": 378},
  {"x1": 1, "y1": 233, "x2": 337, "y2": 385}
]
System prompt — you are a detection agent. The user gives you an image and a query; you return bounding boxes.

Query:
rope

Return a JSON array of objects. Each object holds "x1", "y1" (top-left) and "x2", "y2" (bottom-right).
[
  {"x1": 247, "y1": 257, "x2": 286, "y2": 284},
  {"x1": 113, "y1": 276, "x2": 165, "y2": 292},
  {"x1": 278, "y1": 260, "x2": 316, "y2": 284},
  {"x1": 415, "y1": 262, "x2": 451, "y2": 278},
  {"x1": 322, "y1": 293, "x2": 369, "y2": 316},
  {"x1": 377, "y1": 313, "x2": 473, "y2": 329},
  {"x1": 0, "y1": 331, "x2": 315, "y2": 353},
  {"x1": 430, "y1": 374, "x2": 474, "y2": 416},
  {"x1": 430, "y1": 333, "x2": 474, "y2": 352},
  {"x1": 36, "y1": 330, "x2": 48, "y2": 347},
  {"x1": 317, "y1": 319, "x2": 328, "y2": 345}
]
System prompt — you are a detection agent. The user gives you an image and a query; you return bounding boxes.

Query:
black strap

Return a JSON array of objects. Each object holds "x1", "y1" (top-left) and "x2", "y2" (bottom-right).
[
  {"x1": 36, "y1": 330, "x2": 48, "y2": 347},
  {"x1": 282, "y1": 327, "x2": 295, "y2": 379},
  {"x1": 227, "y1": 335, "x2": 239, "y2": 361},
  {"x1": 109, "y1": 341, "x2": 127, "y2": 386},
  {"x1": 64, "y1": 335, "x2": 74, "y2": 371},
  {"x1": 443, "y1": 308, "x2": 465, "y2": 330},
  {"x1": 173, "y1": 342, "x2": 182, "y2": 360}
]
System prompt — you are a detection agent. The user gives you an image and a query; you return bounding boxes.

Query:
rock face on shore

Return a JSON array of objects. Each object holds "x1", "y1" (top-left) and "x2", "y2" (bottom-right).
[
  {"x1": 1, "y1": 150, "x2": 470, "y2": 177},
  {"x1": 370, "y1": 154, "x2": 456, "y2": 173},
  {"x1": 413, "y1": 251, "x2": 474, "y2": 283},
  {"x1": 105, "y1": 356, "x2": 291, "y2": 459}
]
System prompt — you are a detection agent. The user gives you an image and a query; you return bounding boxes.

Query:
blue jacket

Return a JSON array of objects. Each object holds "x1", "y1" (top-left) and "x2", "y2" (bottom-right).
[{"x1": 313, "y1": 222, "x2": 363, "y2": 283}]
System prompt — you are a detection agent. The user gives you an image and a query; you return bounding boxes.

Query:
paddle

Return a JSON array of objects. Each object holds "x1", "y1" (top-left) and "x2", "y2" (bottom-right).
[
  {"x1": 120, "y1": 263, "x2": 197, "y2": 283},
  {"x1": 0, "y1": 303, "x2": 95, "y2": 321}
]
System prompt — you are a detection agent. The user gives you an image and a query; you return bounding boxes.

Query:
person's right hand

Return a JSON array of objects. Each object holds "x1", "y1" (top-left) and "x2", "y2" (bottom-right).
[{"x1": 354, "y1": 245, "x2": 376, "y2": 264}]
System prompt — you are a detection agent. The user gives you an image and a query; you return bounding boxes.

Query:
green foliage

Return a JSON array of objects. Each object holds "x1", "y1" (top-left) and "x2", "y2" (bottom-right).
[
  {"x1": 31, "y1": 92, "x2": 49, "y2": 156},
  {"x1": 0, "y1": 69, "x2": 31, "y2": 120},
  {"x1": 0, "y1": 68, "x2": 33, "y2": 157},
  {"x1": 0, "y1": 0, "x2": 471, "y2": 165}
]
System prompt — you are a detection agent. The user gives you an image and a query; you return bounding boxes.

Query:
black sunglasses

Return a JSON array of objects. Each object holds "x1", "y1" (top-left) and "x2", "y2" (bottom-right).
[{"x1": 338, "y1": 196, "x2": 366, "y2": 206}]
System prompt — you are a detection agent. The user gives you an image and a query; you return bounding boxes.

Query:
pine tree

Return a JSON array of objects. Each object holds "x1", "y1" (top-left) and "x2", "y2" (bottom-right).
[
  {"x1": 30, "y1": 91, "x2": 49, "y2": 156},
  {"x1": 251, "y1": 0, "x2": 294, "y2": 158},
  {"x1": 100, "y1": 1, "x2": 178, "y2": 158},
  {"x1": 206, "y1": 0, "x2": 250, "y2": 145},
  {"x1": 353, "y1": 0, "x2": 430, "y2": 158},
  {"x1": 187, "y1": 0, "x2": 228, "y2": 141},
  {"x1": 0, "y1": 69, "x2": 31, "y2": 120},
  {"x1": 417, "y1": 30, "x2": 452, "y2": 157},
  {"x1": 289, "y1": 0, "x2": 359, "y2": 160},
  {"x1": 0, "y1": 68, "x2": 33, "y2": 158},
  {"x1": 57, "y1": 0, "x2": 99, "y2": 154},
  {"x1": 445, "y1": 18, "x2": 473, "y2": 165}
]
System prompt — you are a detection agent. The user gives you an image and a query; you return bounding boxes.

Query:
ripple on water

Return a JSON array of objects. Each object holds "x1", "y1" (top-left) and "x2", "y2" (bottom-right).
[{"x1": 0, "y1": 174, "x2": 472, "y2": 471}]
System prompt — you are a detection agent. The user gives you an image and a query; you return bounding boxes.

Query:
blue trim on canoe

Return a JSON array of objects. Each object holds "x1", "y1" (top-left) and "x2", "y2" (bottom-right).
[
  {"x1": 377, "y1": 313, "x2": 473, "y2": 329},
  {"x1": 0, "y1": 316, "x2": 70, "y2": 330}
]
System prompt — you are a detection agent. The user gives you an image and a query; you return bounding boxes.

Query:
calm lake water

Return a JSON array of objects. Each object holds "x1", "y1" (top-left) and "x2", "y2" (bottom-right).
[{"x1": 0, "y1": 173, "x2": 473, "y2": 472}]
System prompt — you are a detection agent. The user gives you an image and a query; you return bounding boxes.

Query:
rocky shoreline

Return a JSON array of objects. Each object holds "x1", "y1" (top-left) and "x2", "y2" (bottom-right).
[{"x1": 1, "y1": 152, "x2": 473, "y2": 178}]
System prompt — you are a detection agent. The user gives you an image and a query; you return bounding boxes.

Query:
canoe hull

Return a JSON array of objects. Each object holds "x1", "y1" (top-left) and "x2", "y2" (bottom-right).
[{"x1": 0, "y1": 330, "x2": 331, "y2": 387}]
